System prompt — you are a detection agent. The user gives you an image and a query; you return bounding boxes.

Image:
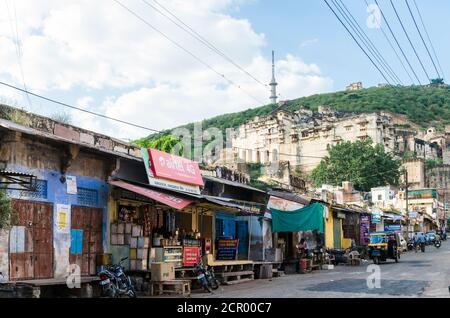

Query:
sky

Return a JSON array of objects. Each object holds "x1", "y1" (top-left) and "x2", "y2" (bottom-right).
[{"x1": 0, "y1": 0, "x2": 448, "y2": 141}]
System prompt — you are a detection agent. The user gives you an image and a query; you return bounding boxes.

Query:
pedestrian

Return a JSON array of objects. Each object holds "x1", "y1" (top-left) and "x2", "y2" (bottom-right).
[{"x1": 297, "y1": 238, "x2": 309, "y2": 259}]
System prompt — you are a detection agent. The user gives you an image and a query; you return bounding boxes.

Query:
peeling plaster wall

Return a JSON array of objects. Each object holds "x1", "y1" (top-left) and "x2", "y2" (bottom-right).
[
  {"x1": 1, "y1": 134, "x2": 109, "y2": 280},
  {"x1": 0, "y1": 229, "x2": 9, "y2": 281}
]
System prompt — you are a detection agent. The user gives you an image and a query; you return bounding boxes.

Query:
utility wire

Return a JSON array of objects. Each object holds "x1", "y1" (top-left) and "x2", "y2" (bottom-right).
[
  {"x1": 113, "y1": 0, "x2": 266, "y2": 106},
  {"x1": 389, "y1": 0, "x2": 430, "y2": 82},
  {"x1": 374, "y1": 0, "x2": 422, "y2": 85},
  {"x1": 0, "y1": 80, "x2": 162, "y2": 133},
  {"x1": 333, "y1": 0, "x2": 402, "y2": 85},
  {"x1": 324, "y1": 0, "x2": 393, "y2": 85},
  {"x1": 3, "y1": 0, "x2": 33, "y2": 109},
  {"x1": 143, "y1": 0, "x2": 268, "y2": 88},
  {"x1": 363, "y1": 0, "x2": 415, "y2": 84},
  {"x1": 405, "y1": 0, "x2": 440, "y2": 80},
  {"x1": 412, "y1": 0, "x2": 446, "y2": 81}
]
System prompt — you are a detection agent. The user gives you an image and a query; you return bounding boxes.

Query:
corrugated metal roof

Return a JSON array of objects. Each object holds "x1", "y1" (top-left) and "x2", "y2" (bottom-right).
[
  {"x1": 268, "y1": 190, "x2": 311, "y2": 205},
  {"x1": 0, "y1": 170, "x2": 35, "y2": 177}
]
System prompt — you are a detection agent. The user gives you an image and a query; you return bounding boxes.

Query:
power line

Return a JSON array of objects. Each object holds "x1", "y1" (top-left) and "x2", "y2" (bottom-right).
[
  {"x1": 412, "y1": 0, "x2": 446, "y2": 81},
  {"x1": 374, "y1": 0, "x2": 422, "y2": 85},
  {"x1": 3, "y1": 0, "x2": 33, "y2": 109},
  {"x1": 389, "y1": 0, "x2": 430, "y2": 82},
  {"x1": 0, "y1": 80, "x2": 162, "y2": 133},
  {"x1": 323, "y1": 0, "x2": 393, "y2": 85},
  {"x1": 113, "y1": 0, "x2": 266, "y2": 106},
  {"x1": 142, "y1": 0, "x2": 268, "y2": 88},
  {"x1": 405, "y1": 0, "x2": 440, "y2": 79},
  {"x1": 363, "y1": 0, "x2": 415, "y2": 84},
  {"x1": 333, "y1": 0, "x2": 402, "y2": 85}
]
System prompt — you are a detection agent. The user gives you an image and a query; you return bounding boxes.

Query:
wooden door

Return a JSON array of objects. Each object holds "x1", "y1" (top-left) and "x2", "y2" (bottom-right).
[
  {"x1": 70, "y1": 206, "x2": 103, "y2": 276},
  {"x1": 9, "y1": 200, "x2": 53, "y2": 280}
]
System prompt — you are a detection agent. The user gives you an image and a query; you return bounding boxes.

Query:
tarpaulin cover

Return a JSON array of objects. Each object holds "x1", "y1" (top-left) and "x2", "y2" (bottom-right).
[{"x1": 271, "y1": 203, "x2": 324, "y2": 233}]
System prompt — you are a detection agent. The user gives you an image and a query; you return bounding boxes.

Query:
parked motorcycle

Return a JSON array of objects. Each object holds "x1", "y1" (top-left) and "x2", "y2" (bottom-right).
[
  {"x1": 407, "y1": 240, "x2": 415, "y2": 251},
  {"x1": 435, "y1": 239, "x2": 441, "y2": 249},
  {"x1": 193, "y1": 262, "x2": 219, "y2": 293},
  {"x1": 98, "y1": 257, "x2": 136, "y2": 298}
]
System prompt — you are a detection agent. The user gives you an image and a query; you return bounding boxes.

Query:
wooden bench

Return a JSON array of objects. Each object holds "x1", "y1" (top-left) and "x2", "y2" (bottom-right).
[{"x1": 151, "y1": 280, "x2": 191, "y2": 297}]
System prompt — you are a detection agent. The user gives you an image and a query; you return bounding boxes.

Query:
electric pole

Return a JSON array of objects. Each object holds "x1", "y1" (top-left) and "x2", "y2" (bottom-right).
[{"x1": 405, "y1": 169, "x2": 410, "y2": 239}]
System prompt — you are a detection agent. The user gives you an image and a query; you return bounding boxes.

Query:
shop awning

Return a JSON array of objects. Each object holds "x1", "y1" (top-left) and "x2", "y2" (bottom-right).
[
  {"x1": 271, "y1": 203, "x2": 325, "y2": 233},
  {"x1": 203, "y1": 196, "x2": 265, "y2": 215},
  {"x1": 109, "y1": 180, "x2": 193, "y2": 210}
]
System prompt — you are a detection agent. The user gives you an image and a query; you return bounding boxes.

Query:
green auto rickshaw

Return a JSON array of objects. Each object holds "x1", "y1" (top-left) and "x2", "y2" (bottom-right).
[{"x1": 368, "y1": 231, "x2": 401, "y2": 264}]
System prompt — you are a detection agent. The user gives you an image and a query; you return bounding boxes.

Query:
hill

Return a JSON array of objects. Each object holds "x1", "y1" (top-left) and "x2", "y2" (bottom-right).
[{"x1": 135, "y1": 85, "x2": 450, "y2": 145}]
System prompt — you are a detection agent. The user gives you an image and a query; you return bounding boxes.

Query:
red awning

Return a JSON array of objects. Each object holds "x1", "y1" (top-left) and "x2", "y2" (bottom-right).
[{"x1": 109, "y1": 180, "x2": 193, "y2": 210}]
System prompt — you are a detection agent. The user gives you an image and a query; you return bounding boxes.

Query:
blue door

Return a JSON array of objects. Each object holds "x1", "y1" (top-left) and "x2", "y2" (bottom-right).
[
  {"x1": 215, "y1": 214, "x2": 236, "y2": 239},
  {"x1": 236, "y1": 221, "x2": 249, "y2": 258}
]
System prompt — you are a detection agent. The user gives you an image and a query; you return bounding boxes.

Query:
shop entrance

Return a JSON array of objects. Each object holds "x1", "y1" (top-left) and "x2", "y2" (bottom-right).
[
  {"x1": 69, "y1": 206, "x2": 103, "y2": 276},
  {"x1": 9, "y1": 200, "x2": 53, "y2": 280}
]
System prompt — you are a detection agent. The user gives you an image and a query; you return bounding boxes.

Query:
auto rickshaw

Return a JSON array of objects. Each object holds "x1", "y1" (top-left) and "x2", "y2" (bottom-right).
[{"x1": 368, "y1": 231, "x2": 401, "y2": 264}]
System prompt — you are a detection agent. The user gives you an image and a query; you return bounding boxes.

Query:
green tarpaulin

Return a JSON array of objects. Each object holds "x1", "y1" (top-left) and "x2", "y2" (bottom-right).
[{"x1": 271, "y1": 203, "x2": 324, "y2": 233}]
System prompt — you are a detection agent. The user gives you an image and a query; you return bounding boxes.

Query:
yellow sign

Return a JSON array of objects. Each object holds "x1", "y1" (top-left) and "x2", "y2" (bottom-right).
[{"x1": 56, "y1": 204, "x2": 71, "y2": 233}]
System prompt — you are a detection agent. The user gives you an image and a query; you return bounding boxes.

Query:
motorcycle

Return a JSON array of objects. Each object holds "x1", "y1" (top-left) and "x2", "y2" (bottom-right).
[
  {"x1": 435, "y1": 239, "x2": 441, "y2": 249},
  {"x1": 193, "y1": 262, "x2": 219, "y2": 293},
  {"x1": 407, "y1": 240, "x2": 415, "y2": 251},
  {"x1": 98, "y1": 257, "x2": 136, "y2": 298}
]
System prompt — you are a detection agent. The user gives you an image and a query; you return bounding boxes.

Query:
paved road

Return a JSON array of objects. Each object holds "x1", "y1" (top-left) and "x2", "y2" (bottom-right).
[{"x1": 193, "y1": 241, "x2": 450, "y2": 298}]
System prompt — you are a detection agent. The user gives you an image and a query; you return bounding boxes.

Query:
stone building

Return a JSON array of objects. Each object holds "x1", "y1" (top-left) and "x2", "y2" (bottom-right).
[
  {"x1": 228, "y1": 106, "x2": 444, "y2": 175},
  {"x1": 346, "y1": 82, "x2": 363, "y2": 91}
]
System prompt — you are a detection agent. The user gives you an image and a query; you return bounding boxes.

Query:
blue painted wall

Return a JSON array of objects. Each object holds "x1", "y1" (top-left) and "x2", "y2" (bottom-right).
[{"x1": 6, "y1": 164, "x2": 109, "y2": 278}]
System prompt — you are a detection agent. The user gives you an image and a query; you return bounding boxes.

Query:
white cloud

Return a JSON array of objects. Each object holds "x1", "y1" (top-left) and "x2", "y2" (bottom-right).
[
  {"x1": 300, "y1": 38, "x2": 319, "y2": 48},
  {"x1": 0, "y1": 0, "x2": 333, "y2": 140}
]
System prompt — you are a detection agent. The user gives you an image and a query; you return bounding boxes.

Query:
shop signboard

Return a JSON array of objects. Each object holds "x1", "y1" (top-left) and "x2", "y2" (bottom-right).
[
  {"x1": 372, "y1": 209, "x2": 382, "y2": 224},
  {"x1": 141, "y1": 148, "x2": 201, "y2": 195},
  {"x1": 408, "y1": 189, "x2": 437, "y2": 200},
  {"x1": 183, "y1": 246, "x2": 201, "y2": 267},
  {"x1": 408, "y1": 212, "x2": 418, "y2": 219},
  {"x1": 147, "y1": 148, "x2": 204, "y2": 186},
  {"x1": 216, "y1": 239, "x2": 239, "y2": 261},
  {"x1": 360, "y1": 215, "x2": 370, "y2": 245},
  {"x1": 384, "y1": 224, "x2": 402, "y2": 232}
]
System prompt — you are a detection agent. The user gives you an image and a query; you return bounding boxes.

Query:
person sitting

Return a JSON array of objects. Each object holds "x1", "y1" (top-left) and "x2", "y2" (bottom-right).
[{"x1": 297, "y1": 238, "x2": 309, "y2": 259}]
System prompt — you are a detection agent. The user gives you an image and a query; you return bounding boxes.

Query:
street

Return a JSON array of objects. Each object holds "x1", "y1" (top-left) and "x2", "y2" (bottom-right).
[{"x1": 193, "y1": 242, "x2": 450, "y2": 298}]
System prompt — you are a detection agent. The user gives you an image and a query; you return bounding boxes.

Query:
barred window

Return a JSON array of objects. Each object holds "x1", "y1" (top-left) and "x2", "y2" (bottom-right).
[
  {"x1": 77, "y1": 188, "x2": 99, "y2": 207},
  {"x1": 9, "y1": 180, "x2": 48, "y2": 199}
]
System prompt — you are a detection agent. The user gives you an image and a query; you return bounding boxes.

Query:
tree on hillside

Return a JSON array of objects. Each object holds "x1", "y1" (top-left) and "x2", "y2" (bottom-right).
[
  {"x1": 310, "y1": 139, "x2": 401, "y2": 192},
  {"x1": 430, "y1": 78, "x2": 445, "y2": 86},
  {"x1": 135, "y1": 135, "x2": 184, "y2": 156}
]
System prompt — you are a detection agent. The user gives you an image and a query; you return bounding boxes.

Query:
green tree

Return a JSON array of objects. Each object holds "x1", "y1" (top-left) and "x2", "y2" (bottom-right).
[
  {"x1": 135, "y1": 135, "x2": 184, "y2": 156},
  {"x1": 0, "y1": 186, "x2": 11, "y2": 229},
  {"x1": 311, "y1": 139, "x2": 401, "y2": 191}
]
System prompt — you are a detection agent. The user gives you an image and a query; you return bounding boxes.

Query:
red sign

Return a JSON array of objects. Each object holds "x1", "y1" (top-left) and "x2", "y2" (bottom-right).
[
  {"x1": 148, "y1": 148, "x2": 204, "y2": 187},
  {"x1": 183, "y1": 246, "x2": 201, "y2": 267},
  {"x1": 109, "y1": 180, "x2": 193, "y2": 210}
]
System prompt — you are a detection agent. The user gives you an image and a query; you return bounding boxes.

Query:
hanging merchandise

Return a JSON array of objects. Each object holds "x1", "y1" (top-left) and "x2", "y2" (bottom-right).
[{"x1": 166, "y1": 211, "x2": 176, "y2": 233}]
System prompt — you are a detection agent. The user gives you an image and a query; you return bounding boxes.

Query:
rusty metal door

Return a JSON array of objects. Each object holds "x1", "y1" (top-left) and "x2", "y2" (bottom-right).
[
  {"x1": 70, "y1": 206, "x2": 103, "y2": 276},
  {"x1": 9, "y1": 200, "x2": 53, "y2": 280}
]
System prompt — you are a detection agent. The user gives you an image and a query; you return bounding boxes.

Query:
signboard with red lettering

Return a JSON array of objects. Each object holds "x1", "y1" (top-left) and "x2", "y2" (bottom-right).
[
  {"x1": 183, "y1": 246, "x2": 201, "y2": 267},
  {"x1": 147, "y1": 148, "x2": 204, "y2": 187}
]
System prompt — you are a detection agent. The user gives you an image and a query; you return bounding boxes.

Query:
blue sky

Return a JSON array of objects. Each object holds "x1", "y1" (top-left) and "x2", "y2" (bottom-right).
[
  {"x1": 233, "y1": 0, "x2": 449, "y2": 89},
  {"x1": 0, "y1": 0, "x2": 448, "y2": 139}
]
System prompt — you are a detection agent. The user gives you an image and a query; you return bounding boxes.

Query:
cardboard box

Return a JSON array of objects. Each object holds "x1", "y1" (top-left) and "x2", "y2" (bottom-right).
[
  {"x1": 111, "y1": 234, "x2": 118, "y2": 245},
  {"x1": 136, "y1": 260, "x2": 148, "y2": 271},
  {"x1": 151, "y1": 263, "x2": 175, "y2": 281},
  {"x1": 117, "y1": 223, "x2": 125, "y2": 234},
  {"x1": 132, "y1": 225, "x2": 142, "y2": 237},
  {"x1": 137, "y1": 237, "x2": 146, "y2": 248},
  {"x1": 148, "y1": 248, "x2": 156, "y2": 263},
  {"x1": 116, "y1": 234, "x2": 125, "y2": 245},
  {"x1": 125, "y1": 223, "x2": 132, "y2": 234},
  {"x1": 130, "y1": 248, "x2": 137, "y2": 260},
  {"x1": 137, "y1": 248, "x2": 148, "y2": 260},
  {"x1": 130, "y1": 237, "x2": 138, "y2": 248}
]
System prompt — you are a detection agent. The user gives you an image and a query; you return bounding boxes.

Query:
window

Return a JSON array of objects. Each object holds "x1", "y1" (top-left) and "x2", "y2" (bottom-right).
[
  {"x1": 11, "y1": 180, "x2": 48, "y2": 199},
  {"x1": 346, "y1": 126, "x2": 352, "y2": 131},
  {"x1": 77, "y1": 188, "x2": 99, "y2": 207},
  {"x1": 378, "y1": 194, "x2": 382, "y2": 201}
]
